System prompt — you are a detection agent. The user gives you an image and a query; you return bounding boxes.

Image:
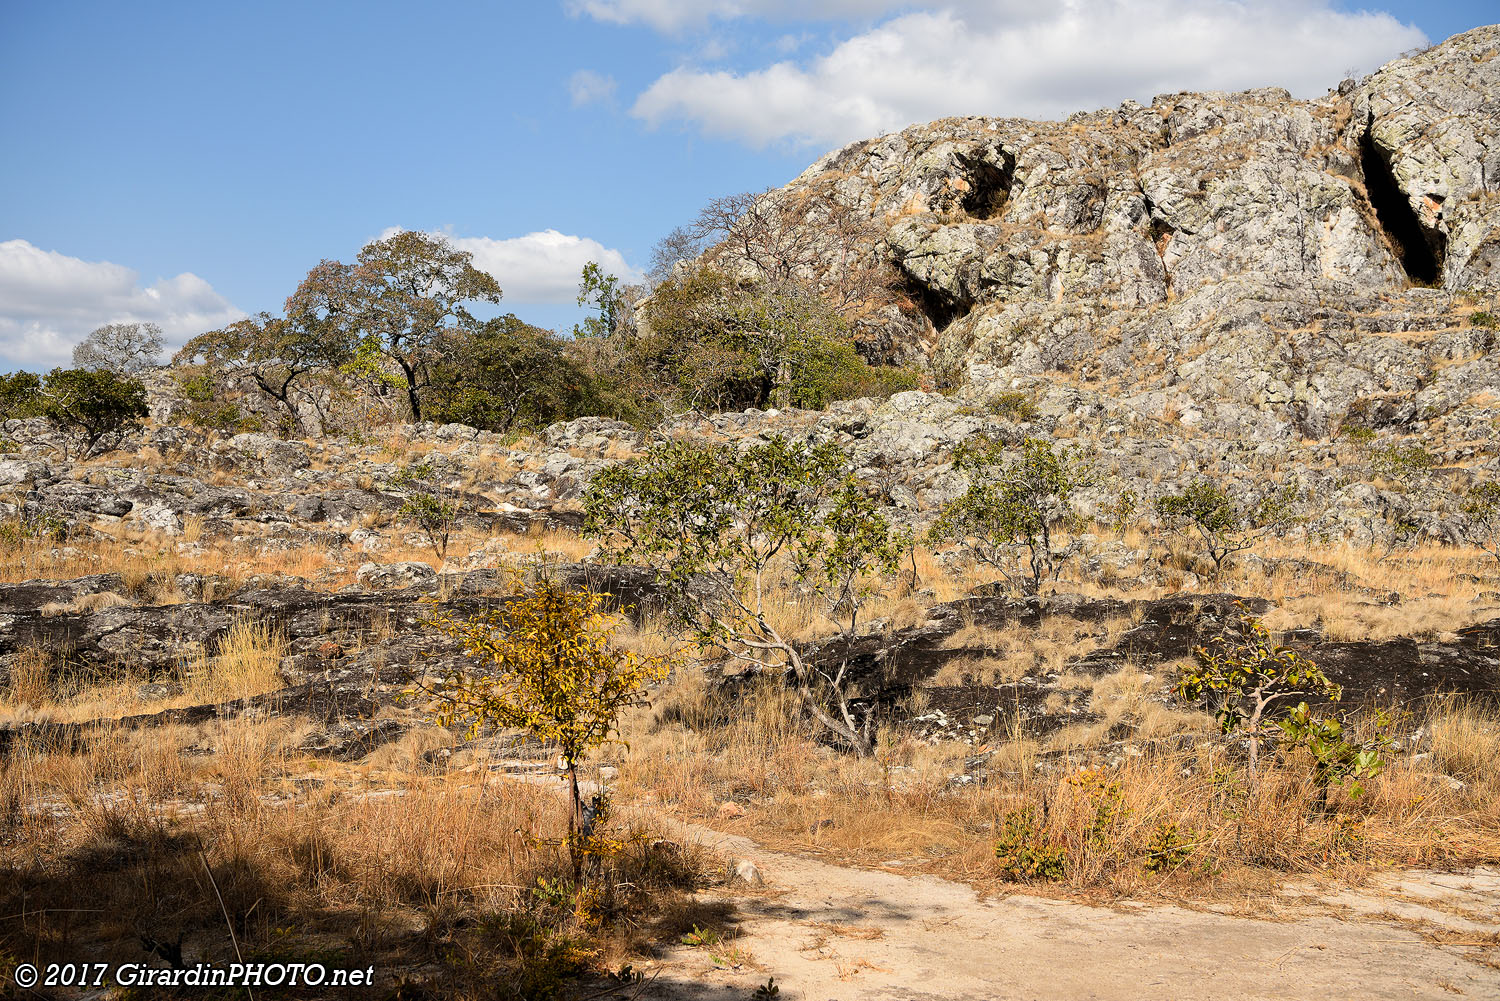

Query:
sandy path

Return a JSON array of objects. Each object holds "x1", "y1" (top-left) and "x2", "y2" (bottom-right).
[{"x1": 643, "y1": 824, "x2": 1500, "y2": 1001}]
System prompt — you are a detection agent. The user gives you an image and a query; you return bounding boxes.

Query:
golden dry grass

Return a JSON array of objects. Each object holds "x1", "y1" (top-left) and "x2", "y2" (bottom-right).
[
  {"x1": 0, "y1": 720, "x2": 709, "y2": 996},
  {"x1": 609, "y1": 669, "x2": 1500, "y2": 901}
]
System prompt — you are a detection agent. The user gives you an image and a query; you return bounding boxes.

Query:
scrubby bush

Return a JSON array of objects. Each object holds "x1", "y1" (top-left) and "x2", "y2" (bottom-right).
[
  {"x1": 1461, "y1": 480, "x2": 1500, "y2": 566},
  {"x1": 929, "y1": 436, "x2": 1092, "y2": 594},
  {"x1": 1155, "y1": 479, "x2": 1298, "y2": 575},
  {"x1": 583, "y1": 437, "x2": 909, "y2": 754},
  {"x1": 0, "y1": 372, "x2": 41, "y2": 422},
  {"x1": 426, "y1": 581, "x2": 670, "y2": 852},
  {"x1": 36, "y1": 367, "x2": 148, "y2": 458}
]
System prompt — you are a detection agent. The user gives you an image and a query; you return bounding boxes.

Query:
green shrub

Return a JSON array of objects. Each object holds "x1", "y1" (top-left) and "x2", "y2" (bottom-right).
[
  {"x1": 1470, "y1": 310, "x2": 1498, "y2": 329},
  {"x1": 994, "y1": 807, "x2": 1066, "y2": 881},
  {"x1": 37, "y1": 367, "x2": 148, "y2": 458},
  {"x1": 929, "y1": 436, "x2": 1093, "y2": 594},
  {"x1": 1155, "y1": 479, "x2": 1299, "y2": 575}
]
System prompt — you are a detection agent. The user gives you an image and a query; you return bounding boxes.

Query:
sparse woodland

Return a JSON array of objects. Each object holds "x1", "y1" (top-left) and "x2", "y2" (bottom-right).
[{"x1": 4, "y1": 26, "x2": 1500, "y2": 1000}]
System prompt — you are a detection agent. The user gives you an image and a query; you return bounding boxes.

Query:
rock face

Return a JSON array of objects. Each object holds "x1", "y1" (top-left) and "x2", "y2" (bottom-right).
[{"x1": 712, "y1": 27, "x2": 1500, "y2": 441}]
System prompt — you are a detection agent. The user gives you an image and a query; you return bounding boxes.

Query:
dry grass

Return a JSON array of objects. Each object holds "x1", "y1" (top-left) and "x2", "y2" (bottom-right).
[
  {"x1": 0, "y1": 617, "x2": 289, "y2": 725},
  {"x1": 0, "y1": 720, "x2": 708, "y2": 997},
  {"x1": 611, "y1": 671, "x2": 1500, "y2": 901}
]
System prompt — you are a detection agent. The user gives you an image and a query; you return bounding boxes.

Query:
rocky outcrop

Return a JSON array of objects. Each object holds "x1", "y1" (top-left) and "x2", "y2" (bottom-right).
[{"x1": 710, "y1": 26, "x2": 1500, "y2": 440}]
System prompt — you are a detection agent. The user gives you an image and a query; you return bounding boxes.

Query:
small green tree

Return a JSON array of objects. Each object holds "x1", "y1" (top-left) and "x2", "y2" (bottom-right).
[
  {"x1": 427, "y1": 580, "x2": 669, "y2": 850},
  {"x1": 37, "y1": 368, "x2": 148, "y2": 458},
  {"x1": 574, "y1": 261, "x2": 627, "y2": 339},
  {"x1": 0, "y1": 372, "x2": 41, "y2": 422},
  {"x1": 1461, "y1": 481, "x2": 1500, "y2": 567},
  {"x1": 1176, "y1": 612, "x2": 1341, "y2": 779},
  {"x1": 929, "y1": 436, "x2": 1092, "y2": 595},
  {"x1": 583, "y1": 437, "x2": 908, "y2": 755},
  {"x1": 392, "y1": 462, "x2": 460, "y2": 559},
  {"x1": 1154, "y1": 480, "x2": 1298, "y2": 576},
  {"x1": 1277, "y1": 703, "x2": 1393, "y2": 810}
]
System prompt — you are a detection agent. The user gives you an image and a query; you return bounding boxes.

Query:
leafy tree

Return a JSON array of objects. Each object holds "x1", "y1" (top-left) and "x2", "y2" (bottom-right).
[
  {"x1": 0, "y1": 372, "x2": 41, "y2": 422},
  {"x1": 1176, "y1": 611, "x2": 1341, "y2": 779},
  {"x1": 574, "y1": 262, "x2": 630, "y2": 339},
  {"x1": 1278, "y1": 703, "x2": 1393, "y2": 809},
  {"x1": 174, "y1": 371, "x2": 261, "y2": 433},
  {"x1": 37, "y1": 367, "x2": 148, "y2": 458},
  {"x1": 642, "y1": 266, "x2": 912, "y2": 412},
  {"x1": 392, "y1": 462, "x2": 461, "y2": 559},
  {"x1": 426, "y1": 315, "x2": 588, "y2": 432},
  {"x1": 175, "y1": 311, "x2": 351, "y2": 434},
  {"x1": 286, "y1": 230, "x2": 502, "y2": 422},
  {"x1": 929, "y1": 436, "x2": 1092, "y2": 595},
  {"x1": 427, "y1": 581, "x2": 669, "y2": 846},
  {"x1": 71, "y1": 321, "x2": 164, "y2": 374},
  {"x1": 1461, "y1": 481, "x2": 1500, "y2": 566},
  {"x1": 583, "y1": 437, "x2": 908, "y2": 754},
  {"x1": 1155, "y1": 479, "x2": 1299, "y2": 575}
]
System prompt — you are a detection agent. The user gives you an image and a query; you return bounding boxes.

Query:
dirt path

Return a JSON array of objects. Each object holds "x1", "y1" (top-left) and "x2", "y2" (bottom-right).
[{"x1": 642, "y1": 824, "x2": 1500, "y2": 1001}]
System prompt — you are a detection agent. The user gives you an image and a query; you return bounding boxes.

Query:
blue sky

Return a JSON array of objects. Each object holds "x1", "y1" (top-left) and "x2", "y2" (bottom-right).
[{"x1": 1, "y1": 0, "x2": 1493, "y2": 368}]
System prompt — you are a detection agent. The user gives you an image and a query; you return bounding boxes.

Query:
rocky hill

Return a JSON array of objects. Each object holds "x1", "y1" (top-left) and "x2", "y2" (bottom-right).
[{"x1": 716, "y1": 25, "x2": 1499, "y2": 446}]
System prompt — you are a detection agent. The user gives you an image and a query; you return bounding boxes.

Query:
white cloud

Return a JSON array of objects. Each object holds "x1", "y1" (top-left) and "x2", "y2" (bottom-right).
[
  {"x1": 624, "y1": 1, "x2": 1428, "y2": 148},
  {"x1": 393, "y1": 229, "x2": 642, "y2": 304},
  {"x1": 569, "y1": 69, "x2": 618, "y2": 106},
  {"x1": 0, "y1": 239, "x2": 244, "y2": 369}
]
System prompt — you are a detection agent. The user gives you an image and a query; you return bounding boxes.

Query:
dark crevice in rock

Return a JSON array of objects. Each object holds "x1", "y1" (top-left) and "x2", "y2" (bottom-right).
[
  {"x1": 957, "y1": 152, "x2": 1013, "y2": 220},
  {"x1": 901, "y1": 274, "x2": 969, "y2": 332},
  {"x1": 1359, "y1": 123, "x2": 1446, "y2": 285}
]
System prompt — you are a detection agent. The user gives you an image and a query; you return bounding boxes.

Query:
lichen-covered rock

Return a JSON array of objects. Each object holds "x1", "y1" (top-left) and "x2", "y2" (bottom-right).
[{"x1": 356, "y1": 561, "x2": 438, "y2": 590}]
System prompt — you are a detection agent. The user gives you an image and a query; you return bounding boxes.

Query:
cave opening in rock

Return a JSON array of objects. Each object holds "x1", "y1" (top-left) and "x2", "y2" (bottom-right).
[
  {"x1": 959, "y1": 154, "x2": 1013, "y2": 219},
  {"x1": 1359, "y1": 127, "x2": 1445, "y2": 285},
  {"x1": 901, "y1": 275, "x2": 968, "y2": 332}
]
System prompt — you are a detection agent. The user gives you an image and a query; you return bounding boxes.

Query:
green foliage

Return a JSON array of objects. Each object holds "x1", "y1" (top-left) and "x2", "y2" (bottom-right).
[
  {"x1": 994, "y1": 807, "x2": 1067, "y2": 882},
  {"x1": 1106, "y1": 488, "x2": 1138, "y2": 535},
  {"x1": 176, "y1": 311, "x2": 349, "y2": 434},
  {"x1": 1278, "y1": 703, "x2": 1394, "y2": 803},
  {"x1": 36, "y1": 367, "x2": 148, "y2": 458},
  {"x1": 478, "y1": 913, "x2": 591, "y2": 1001},
  {"x1": 574, "y1": 261, "x2": 625, "y2": 339},
  {"x1": 1065, "y1": 768, "x2": 1129, "y2": 850},
  {"x1": 0, "y1": 509, "x2": 72, "y2": 550},
  {"x1": 641, "y1": 266, "x2": 913, "y2": 412},
  {"x1": 1141, "y1": 820, "x2": 1196, "y2": 873},
  {"x1": 399, "y1": 492, "x2": 459, "y2": 558},
  {"x1": 426, "y1": 315, "x2": 597, "y2": 432},
  {"x1": 1339, "y1": 423, "x2": 1377, "y2": 445},
  {"x1": 1155, "y1": 479, "x2": 1299, "y2": 574},
  {"x1": 583, "y1": 437, "x2": 909, "y2": 754},
  {"x1": 1176, "y1": 610, "x2": 1341, "y2": 778},
  {"x1": 929, "y1": 436, "x2": 1092, "y2": 594},
  {"x1": 753, "y1": 977, "x2": 781, "y2": 1000},
  {"x1": 1368, "y1": 441, "x2": 1436, "y2": 482},
  {"x1": 1461, "y1": 480, "x2": 1500, "y2": 565},
  {"x1": 0, "y1": 371, "x2": 41, "y2": 421},
  {"x1": 175, "y1": 370, "x2": 262, "y2": 433},
  {"x1": 1470, "y1": 310, "x2": 1498, "y2": 329},
  {"x1": 287, "y1": 230, "x2": 503, "y2": 422}
]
